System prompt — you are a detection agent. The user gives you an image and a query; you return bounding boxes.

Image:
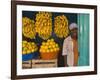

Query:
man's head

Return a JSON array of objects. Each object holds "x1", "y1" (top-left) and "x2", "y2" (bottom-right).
[{"x1": 69, "y1": 23, "x2": 78, "y2": 40}]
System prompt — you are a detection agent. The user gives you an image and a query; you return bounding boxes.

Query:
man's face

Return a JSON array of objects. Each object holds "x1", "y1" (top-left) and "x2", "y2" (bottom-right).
[{"x1": 70, "y1": 28, "x2": 78, "y2": 39}]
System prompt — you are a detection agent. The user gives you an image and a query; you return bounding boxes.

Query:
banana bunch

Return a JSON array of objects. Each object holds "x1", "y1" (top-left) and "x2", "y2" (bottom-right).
[
  {"x1": 22, "y1": 17, "x2": 36, "y2": 39},
  {"x1": 54, "y1": 15, "x2": 69, "y2": 38},
  {"x1": 22, "y1": 41, "x2": 38, "y2": 55},
  {"x1": 35, "y1": 12, "x2": 52, "y2": 40}
]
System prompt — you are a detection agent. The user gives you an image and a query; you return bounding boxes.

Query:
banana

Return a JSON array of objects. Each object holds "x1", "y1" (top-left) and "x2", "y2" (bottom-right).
[
  {"x1": 22, "y1": 17, "x2": 36, "y2": 39},
  {"x1": 54, "y1": 15, "x2": 69, "y2": 38},
  {"x1": 35, "y1": 12, "x2": 52, "y2": 40}
]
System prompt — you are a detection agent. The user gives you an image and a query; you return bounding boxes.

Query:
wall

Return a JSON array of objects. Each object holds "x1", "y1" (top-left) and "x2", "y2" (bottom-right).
[{"x1": 0, "y1": 0, "x2": 100, "y2": 80}]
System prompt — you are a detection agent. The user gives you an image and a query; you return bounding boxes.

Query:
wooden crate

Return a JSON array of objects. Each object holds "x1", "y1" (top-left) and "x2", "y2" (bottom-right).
[
  {"x1": 32, "y1": 59, "x2": 57, "y2": 68},
  {"x1": 22, "y1": 59, "x2": 57, "y2": 69},
  {"x1": 22, "y1": 60, "x2": 32, "y2": 69}
]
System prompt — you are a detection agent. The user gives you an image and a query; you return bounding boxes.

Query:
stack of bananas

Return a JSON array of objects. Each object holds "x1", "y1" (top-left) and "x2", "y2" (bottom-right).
[
  {"x1": 54, "y1": 15, "x2": 69, "y2": 38},
  {"x1": 22, "y1": 41, "x2": 38, "y2": 55},
  {"x1": 35, "y1": 12, "x2": 52, "y2": 40},
  {"x1": 22, "y1": 17, "x2": 36, "y2": 39}
]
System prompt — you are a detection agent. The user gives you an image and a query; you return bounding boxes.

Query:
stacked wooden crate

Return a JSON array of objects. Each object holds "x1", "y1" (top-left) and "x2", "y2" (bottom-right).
[{"x1": 22, "y1": 59, "x2": 57, "y2": 69}]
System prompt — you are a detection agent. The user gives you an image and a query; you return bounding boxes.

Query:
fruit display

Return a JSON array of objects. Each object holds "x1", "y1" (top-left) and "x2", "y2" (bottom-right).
[
  {"x1": 54, "y1": 15, "x2": 69, "y2": 38},
  {"x1": 40, "y1": 39, "x2": 60, "y2": 53},
  {"x1": 39, "y1": 39, "x2": 60, "y2": 60},
  {"x1": 22, "y1": 41, "x2": 38, "y2": 55},
  {"x1": 35, "y1": 12, "x2": 52, "y2": 40},
  {"x1": 22, "y1": 17, "x2": 36, "y2": 39}
]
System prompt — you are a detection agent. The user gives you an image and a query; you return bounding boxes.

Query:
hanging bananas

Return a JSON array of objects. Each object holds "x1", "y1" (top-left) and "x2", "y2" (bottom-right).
[
  {"x1": 35, "y1": 12, "x2": 52, "y2": 40},
  {"x1": 54, "y1": 15, "x2": 69, "y2": 38},
  {"x1": 22, "y1": 17, "x2": 36, "y2": 39}
]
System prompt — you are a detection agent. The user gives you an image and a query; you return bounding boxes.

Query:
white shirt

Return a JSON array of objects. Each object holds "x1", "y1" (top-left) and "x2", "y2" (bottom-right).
[{"x1": 62, "y1": 36, "x2": 74, "y2": 66}]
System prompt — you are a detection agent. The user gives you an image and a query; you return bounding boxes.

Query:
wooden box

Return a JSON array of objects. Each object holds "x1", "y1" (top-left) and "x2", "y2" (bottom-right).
[{"x1": 22, "y1": 60, "x2": 32, "y2": 69}]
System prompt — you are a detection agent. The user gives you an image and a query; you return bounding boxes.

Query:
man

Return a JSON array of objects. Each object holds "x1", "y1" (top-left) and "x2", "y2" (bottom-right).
[{"x1": 62, "y1": 23, "x2": 79, "y2": 67}]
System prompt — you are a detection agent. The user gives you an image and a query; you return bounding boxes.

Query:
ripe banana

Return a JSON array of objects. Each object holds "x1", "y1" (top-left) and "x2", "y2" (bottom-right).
[
  {"x1": 54, "y1": 15, "x2": 69, "y2": 38},
  {"x1": 35, "y1": 12, "x2": 52, "y2": 40},
  {"x1": 22, "y1": 17, "x2": 36, "y2": 39}
]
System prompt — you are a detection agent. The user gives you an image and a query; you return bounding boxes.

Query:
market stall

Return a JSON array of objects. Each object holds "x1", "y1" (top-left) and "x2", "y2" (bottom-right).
[{"x1": 22, "y1": 11, "x2": 77, "y2": 68}]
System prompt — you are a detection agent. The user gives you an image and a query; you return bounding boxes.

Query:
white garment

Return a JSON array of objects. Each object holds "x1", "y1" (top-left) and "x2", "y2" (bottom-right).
[{"x1": 62, "y1": 36, "x2": 74, "y2": 66}]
